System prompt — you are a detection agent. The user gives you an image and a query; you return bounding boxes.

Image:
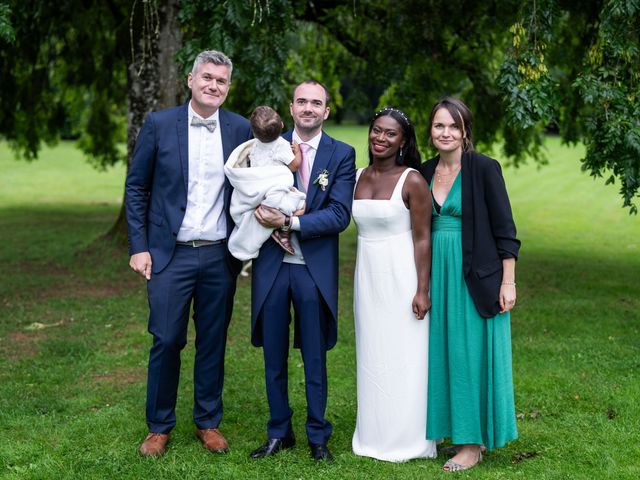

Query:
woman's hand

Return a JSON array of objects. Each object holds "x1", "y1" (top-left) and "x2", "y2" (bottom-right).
[
  {"x1": 412, "y1": 291, "x2": 431, "y2": 320},
  {"x1": 499, "y1": 258, "x2": 517, "y2": 313},
  {"x1": 499, "y1": 284, "x2": 517, "y2": 312}
]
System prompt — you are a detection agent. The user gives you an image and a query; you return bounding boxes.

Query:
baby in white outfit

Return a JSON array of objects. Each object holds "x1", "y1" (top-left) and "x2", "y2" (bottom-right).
[{"x1": 225, "y1": 106, "x2": 305, "y2": 258}]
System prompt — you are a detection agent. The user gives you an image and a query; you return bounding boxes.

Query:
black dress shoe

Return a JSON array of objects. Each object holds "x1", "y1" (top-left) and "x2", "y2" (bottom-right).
[
  {"x1": 309, "y1": 443, "x2": 333, "y2": 462},
  {"x1": 250, "y1": 436, "x2": 295, "y2": 458}
]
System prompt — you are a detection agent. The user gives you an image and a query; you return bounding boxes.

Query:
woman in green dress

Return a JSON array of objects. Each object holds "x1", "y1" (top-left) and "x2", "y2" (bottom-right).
[{"x1": 420, "y1": 97, "x2": 520, "y2": 472}]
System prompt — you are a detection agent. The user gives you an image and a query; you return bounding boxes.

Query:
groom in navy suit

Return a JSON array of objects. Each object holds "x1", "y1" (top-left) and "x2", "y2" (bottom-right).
[
  {"x1": 250, "y1": 81, "x2": 356, "y2": 461},
  {"x1": 125, "y1": 50, "x2": 251, "y2": 457}
]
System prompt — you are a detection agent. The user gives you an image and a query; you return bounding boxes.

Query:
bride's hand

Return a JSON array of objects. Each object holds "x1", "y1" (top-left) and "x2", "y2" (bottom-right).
[{"x1": 412, "y1": 292, "x2": 431, "y2": 320}]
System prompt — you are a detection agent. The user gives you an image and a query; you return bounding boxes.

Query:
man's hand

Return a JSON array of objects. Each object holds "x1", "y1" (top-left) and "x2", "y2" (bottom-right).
[
  {"x1": 130, "y1": 252, "x2": 152, "y2": 280},
  {"x1": 254, "y1": 205, "x2": 286, "y2": 228}
]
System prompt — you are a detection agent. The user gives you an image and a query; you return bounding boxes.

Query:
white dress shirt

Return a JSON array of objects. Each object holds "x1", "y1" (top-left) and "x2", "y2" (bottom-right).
[
  {"x1": 283, "y1": 130, "x2": 322, "y2": 264},
  {"x1": 177, "y1": 102, "x2": 227, "y2": 242}
]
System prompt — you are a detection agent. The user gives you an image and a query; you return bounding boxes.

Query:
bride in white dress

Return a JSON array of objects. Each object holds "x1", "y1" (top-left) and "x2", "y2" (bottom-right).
[{"x1": 351, "y1": 108, "x2": 437, "y2": 462}]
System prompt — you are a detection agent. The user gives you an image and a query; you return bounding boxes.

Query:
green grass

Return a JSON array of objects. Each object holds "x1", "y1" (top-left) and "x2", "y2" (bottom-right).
[{"x1": 0, "y1": 132, "x2": 638, "y2": 479}]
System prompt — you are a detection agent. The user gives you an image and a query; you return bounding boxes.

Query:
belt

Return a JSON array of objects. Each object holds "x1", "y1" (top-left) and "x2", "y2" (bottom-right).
[{"x1": 176, "y1": 239, "x2": 226, "y2": 247}]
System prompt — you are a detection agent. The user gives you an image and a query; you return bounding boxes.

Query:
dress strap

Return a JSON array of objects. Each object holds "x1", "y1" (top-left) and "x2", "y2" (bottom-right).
[
  {"x1": 390, "y1": 168, "x2": 416, "y2": 200},
  {"x1": 353, "y1": 167, "x2": 365, "y2": 199}
]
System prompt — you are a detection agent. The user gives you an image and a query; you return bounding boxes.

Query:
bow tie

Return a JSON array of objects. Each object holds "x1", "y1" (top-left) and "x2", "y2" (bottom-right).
[{"x1": 191, "y1": 116, "x2": 217, "y2": 133}]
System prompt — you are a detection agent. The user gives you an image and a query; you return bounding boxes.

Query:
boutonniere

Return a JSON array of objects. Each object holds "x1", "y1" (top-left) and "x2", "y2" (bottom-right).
[{"x1": 313, "y1": 169, "x2": 330, "y2": 191}]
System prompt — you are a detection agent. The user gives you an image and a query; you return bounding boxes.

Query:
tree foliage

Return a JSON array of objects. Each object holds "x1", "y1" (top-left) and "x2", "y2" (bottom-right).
[
  {"x1": 0, "y1": 0, "x2": 129, "y2": 168},
  {"x1": 497, "y1": 0, "x2": 640, "y2": 212},
  {"x1": 304, "y1": 0, "x2": 640, "y2": 212},
  {"x1": 1, "y1": 0, "x2": 639, "y2": 212},
  {"x1": 179, "y1": 0, "x2": 295, "y2": 116},
  {"x1": 573, "y1": 0, "x2": 640, "y2": 213},
  {"x1": 0, "y1": 3, "x2": 15, "y2": 42}
]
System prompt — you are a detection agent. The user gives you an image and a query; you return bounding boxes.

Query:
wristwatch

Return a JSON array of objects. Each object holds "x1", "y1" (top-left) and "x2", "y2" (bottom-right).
[{"x1": 281, "y1": 215, "x2": 291, "y2": 232}]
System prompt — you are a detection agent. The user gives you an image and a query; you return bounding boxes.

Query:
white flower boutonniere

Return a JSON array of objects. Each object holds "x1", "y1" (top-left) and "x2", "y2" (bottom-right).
[{"x1": 313, "y1": 169, "x2": 330, "y2": 191}]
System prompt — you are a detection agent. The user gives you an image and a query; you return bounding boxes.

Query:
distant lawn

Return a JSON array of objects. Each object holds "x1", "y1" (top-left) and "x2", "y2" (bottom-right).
[{"x1": 0, "y1": 133, "x2": 638, "y2": 480}]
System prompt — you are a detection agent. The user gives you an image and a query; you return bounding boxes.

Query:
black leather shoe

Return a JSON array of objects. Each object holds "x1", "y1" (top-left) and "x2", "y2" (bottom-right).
[
  {"x1": 250, "y1": 436, "x2": 295, "y2": 458},
  {"x1": 309, "y1": 443, "x2": 333, "y2": 462}
]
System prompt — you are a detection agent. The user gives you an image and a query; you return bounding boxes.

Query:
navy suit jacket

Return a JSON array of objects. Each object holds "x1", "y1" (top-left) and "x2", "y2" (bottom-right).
[
  {"x1": 125, "y1": 103, "x2": 252, "y2": 274},
  {"x1": 420, "y1": 151, "x2": 520, "y2": 317},
  {"x1": 250, "y1": 130, "x2": 356, "y2": 349}
]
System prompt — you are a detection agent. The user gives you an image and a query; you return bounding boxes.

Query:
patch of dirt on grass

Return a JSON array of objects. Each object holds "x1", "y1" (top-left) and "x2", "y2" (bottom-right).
[
  {"x1": 11, "y1": 259, "x2": 143, "y2": 301},
  {"x1": 1, "y1": 331, "x2": 45, "y2": 360},
  {"x1": 65, "y1": 280, "x2": 143, "y2": 299},
  {"x1": 14, "y1": 261, "x2": 71, "y2": 276},
  {"x1": 93, "y1": 367, "x2": 146, "y2": 388},
  {"x1": 512, "y1": 451, "x2": 539, "y2": 463}
]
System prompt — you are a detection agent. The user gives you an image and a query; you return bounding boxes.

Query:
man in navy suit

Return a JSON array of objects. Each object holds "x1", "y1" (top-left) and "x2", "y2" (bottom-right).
[
  {"x1": 249, "y1": 81, "x2": 356, "y2": 461},
  {"x1": 125, "y1": 50, "x2": 251, "y2": 457}
]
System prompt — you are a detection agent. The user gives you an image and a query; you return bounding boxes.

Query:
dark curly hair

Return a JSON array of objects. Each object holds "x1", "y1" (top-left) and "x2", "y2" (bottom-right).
[
  {"x1": 368, "y1": 107, "x2": 421, "y2": 169},
  {"x1": 250, "y1": 105, "x2": 283, "y2": 143}
]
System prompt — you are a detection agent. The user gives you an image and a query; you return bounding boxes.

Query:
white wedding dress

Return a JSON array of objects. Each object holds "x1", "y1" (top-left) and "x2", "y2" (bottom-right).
[{"x1": 351, "y1": 168, "x2": 437, "y2": 462}]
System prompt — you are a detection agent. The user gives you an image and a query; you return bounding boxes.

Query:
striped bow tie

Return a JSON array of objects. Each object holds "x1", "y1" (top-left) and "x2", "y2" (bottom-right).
[{"x1": 191, "y1": 116, "x2": 217, "y2": 132}]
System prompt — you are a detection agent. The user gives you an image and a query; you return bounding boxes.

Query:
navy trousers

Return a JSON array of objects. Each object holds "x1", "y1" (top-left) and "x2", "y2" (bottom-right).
[
  {"x1": 145, "y1": 243, "x2": 235, "y2": 433},
  {"x1": 260, "y1": 263, "x2": 332, "y2": 445}
]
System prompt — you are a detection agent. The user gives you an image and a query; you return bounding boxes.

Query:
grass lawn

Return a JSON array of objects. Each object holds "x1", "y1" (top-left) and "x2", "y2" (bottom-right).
[{"x1": 0, "y1": 130, "x2": 638, "y2": 480}]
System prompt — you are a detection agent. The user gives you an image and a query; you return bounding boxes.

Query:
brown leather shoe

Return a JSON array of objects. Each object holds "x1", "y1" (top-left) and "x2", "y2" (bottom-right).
[
  {"x1": 195, "y1": 428, "x2": 229, "y2": 453},
  {"x1": 139, "y1": 432, "x2": 170, "y2": 457}
]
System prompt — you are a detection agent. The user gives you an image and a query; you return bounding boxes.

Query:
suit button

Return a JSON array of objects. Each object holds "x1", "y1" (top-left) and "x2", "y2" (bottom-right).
[
  {"x1": 172, "y1": 232, "x2": 177, "y2": 236},
  {"x1": 180, "y1": 206, "x2": 186, "y2": 211}
]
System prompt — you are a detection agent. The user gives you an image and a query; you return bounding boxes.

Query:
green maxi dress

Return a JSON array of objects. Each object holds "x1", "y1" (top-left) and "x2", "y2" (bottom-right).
[{"x1": 426, "y1": 173, "x2": 517, "y2": 451}]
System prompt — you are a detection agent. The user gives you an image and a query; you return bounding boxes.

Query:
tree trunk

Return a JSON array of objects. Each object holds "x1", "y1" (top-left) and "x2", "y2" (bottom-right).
[{"x1": 104, "y1": 0, "x2": 183, "y2": 244}]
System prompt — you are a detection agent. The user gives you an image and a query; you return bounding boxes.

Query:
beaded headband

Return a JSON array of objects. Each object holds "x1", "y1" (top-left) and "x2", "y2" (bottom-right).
[{"x1": 376, "y1": 107, "x2": 411, "y2": 126}]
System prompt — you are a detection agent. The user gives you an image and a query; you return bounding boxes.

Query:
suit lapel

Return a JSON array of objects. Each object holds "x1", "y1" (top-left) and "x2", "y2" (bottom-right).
[
  {"x1": 219, "y1": 109, "x2": 234, "y2": 163},
  {"x1": 282, "y1": 130, "x2": 298, "y2": 189},
  {"x1": 177, "y1": 103, "x2": 189, "y2": 193},
  {"x1": 305, "y1": 132, "x2": 335, "y2": 208},
  {"x1": 216, "y1": 109, "x2": 233, "y2": 222}
]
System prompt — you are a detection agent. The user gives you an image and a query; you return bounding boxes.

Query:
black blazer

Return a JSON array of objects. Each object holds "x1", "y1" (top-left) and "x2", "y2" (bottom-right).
[{"x1": 420, "y1": 151, "x2": 521, "y2": 318}]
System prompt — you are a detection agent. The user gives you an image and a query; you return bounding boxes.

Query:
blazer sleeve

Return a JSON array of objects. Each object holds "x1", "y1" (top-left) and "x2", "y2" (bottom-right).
[
  {"x1": 483, "y1": 159, "x2": 521, "y2": 260},
  {"x1": 125, "y1": 114, "x2": 157, "y2": 255},
  {"x1": 298, "y1": 145, "x2": 356, "y2": 238}
]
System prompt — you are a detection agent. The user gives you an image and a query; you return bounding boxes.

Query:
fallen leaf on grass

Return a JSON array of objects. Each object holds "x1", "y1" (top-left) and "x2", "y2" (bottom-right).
[
  {"x1": 513, "y1": 451, "x2": 538, "y2": 463},
  {"x1": 516, "y1": 409, "x2": 541, "y2": 420},
  {"x1": 24, "y1": 321, "x2": 64, "y2": 331}
]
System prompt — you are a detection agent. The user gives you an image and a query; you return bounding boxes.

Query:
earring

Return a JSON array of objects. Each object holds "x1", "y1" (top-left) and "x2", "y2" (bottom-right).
[{"x1": 399, "y1": 148, "x2": 404, "y2": 159}]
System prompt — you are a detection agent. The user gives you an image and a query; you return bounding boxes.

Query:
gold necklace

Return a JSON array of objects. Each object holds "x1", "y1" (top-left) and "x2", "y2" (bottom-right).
[{"x1": 435, "y1": 166, "x2": 460, "y2": 184}]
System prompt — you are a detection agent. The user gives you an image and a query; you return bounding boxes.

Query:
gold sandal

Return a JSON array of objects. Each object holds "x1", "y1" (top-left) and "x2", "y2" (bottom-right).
[{"x1": 443, "y1": 449, "x2": 483, "y2": 472}]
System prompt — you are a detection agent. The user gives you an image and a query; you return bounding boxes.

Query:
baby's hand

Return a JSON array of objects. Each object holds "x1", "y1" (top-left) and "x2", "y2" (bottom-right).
[
  {"x1": 292, "y1": 202, "x2": 306, "y2": 216},
  {"x1": 289, "y1": 142, "x2": 302, "y2": 172}
]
